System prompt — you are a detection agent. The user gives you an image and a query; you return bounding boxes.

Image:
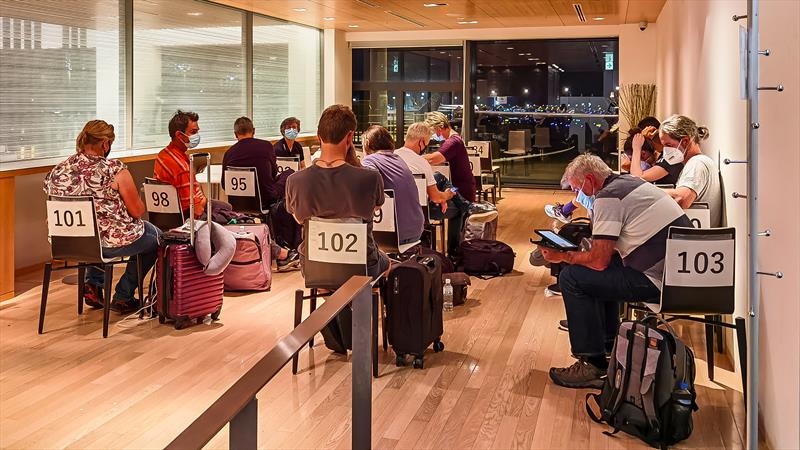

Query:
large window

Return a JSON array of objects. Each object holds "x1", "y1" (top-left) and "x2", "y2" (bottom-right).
[
  {"x1": 0, "y1": 0, "x2": 321, "y2": 167},
  {"x1": 0, "y1": 0, "x2": 125, "y2": 163},
  {"x1": 352, "y1": 47, "x2": 463, "y2": 145},
  {"x1": 133, "y1": 0, "x2": 245, "y2": 148},
  {"x1": 253, "y1": 16, "x2": 321, "y2": 138}
]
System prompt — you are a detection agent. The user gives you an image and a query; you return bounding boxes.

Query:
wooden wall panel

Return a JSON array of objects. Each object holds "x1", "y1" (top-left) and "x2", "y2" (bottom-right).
[{"x1": 0, "y1": 178, "x2": 15, "y2": 301}]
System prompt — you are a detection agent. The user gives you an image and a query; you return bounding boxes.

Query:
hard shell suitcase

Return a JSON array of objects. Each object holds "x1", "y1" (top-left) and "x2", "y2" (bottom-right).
[
  {"x1": 384, "y1": 256, "x2": 445, "y2": 369},
  {"x1": 155, "y1": 153, "x2": 225, "y2": 329},
  {"x1": 223, "y1": 223, "x2": 272, "y2": 291}
]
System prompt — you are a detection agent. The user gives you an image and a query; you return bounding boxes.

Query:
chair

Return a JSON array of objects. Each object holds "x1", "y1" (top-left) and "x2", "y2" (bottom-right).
[
  {"x1": 223, "y1": 166, "x2": 269, "y2": 220},
  {"x1": 143, "y1": 178, "x2": 184, "y2": 232},
  {"x1": 432, "y1": 162, "x2": 450, "y2": 181},
  {"x1": 413, "y1": 174, "x2": 446, "y2": 254},
  {"x1": 468, "y1": 151, "x2": 497, "y2": 204},
  {"x1": 292, "y1": 218, "x2": 383, "y2": 378},
  {"x1": 629, "y1": 226, "x2": 745, "y2": 395},
  {"x1": 469, "y1": 140, "x2": 502, "y2": 198},
  {"x1": 534, "y1": 126, "x2": 552, "y2": 155},
  {"x1": 302, "y1": 146, "x2": 313, "y2": 167},
  {"x1": 685, "y1": 202, "x2": 711, "y2": 229},
  {"x1": 373, "y1": 189, "x2": 421, "y2": 255},
  {"x1": 39, "y1": 195, "x2": 144, "y2": 338},
  {"x1": 276, "y1": 156, "x2": 300, "y2": 175}
]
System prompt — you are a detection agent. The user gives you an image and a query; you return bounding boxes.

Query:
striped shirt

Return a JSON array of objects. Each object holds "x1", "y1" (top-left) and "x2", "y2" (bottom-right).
[
  {"x1": 593, "y1": 174, "x2": 692, "y2": 290},
  {"x1": 154, "y1": 143, "x2": 206, "y2": 218}
]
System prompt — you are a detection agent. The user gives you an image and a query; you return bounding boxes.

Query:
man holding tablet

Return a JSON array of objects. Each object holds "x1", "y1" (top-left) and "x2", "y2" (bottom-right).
[{"x1": 537, "y1": 154, "x2": 691, "y2": 389}]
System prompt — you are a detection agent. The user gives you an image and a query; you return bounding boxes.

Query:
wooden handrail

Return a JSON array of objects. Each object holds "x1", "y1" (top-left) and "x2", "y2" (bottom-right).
[{"x1": 165, "y1": 275, "x2": 374, "y2": 450}]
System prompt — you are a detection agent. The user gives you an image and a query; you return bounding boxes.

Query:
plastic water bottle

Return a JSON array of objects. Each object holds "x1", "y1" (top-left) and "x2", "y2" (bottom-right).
[
  {"x1": 443, "y1": 278, "x2": 454, "y2": 312},
  {"x1": 676, "y1": 382, "x2": 692, "y2": 406}
]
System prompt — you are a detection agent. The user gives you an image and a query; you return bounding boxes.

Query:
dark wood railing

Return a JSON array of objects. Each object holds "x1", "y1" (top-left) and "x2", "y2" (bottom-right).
[{"x1": 165, "y1": 275, "x2": 375, "y2": 450}]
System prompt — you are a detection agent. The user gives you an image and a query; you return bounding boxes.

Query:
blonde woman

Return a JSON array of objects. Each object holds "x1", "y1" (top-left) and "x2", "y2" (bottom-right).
[{"x1": 44, "y1": 120, "x2": 159, "y2": 313}]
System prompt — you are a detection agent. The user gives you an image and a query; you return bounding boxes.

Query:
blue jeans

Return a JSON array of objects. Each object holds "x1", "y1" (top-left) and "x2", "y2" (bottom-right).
[
  {"x1": 429, "y1": 173, "x2": 470, "y2": 255},
  {"x1": 86, "y1": 221, "x2": 160, "y2": 302},
  {"x1": 558, "y1": 255, "x2": 660, "y2": 357}
]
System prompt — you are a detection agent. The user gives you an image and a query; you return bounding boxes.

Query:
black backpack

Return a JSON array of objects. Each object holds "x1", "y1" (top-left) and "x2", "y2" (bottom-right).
[
  {"x1": 459, "y1": 239, "x2": 515, "y2": 279},
  {"x1": 586, "y1": 317, "x2": 698, "y2": 449}
]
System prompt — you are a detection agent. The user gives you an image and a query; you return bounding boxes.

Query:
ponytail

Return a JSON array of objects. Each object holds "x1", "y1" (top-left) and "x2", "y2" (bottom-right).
[{"x1": 76, "y1": 120, "x2": 115, "y2": 152}]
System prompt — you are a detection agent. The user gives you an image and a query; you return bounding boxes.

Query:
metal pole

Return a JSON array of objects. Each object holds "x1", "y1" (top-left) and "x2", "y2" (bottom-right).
[
  {"x1": 351, "y1": 285, "x2": 372, "y2": 450},
  {"x1": 229, "y1": 397, "x2": 258, "y2": 450},
  {"x1": 745, "y1": 0, "x2": 759, "y2": 448}
]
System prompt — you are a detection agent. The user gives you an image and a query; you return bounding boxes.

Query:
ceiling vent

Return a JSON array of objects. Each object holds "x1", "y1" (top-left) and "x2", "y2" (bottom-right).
[
  {"x1": 356, "y1": 0, "x2": 381, "y2": 7},
  {"x1": 573, "y1": 3, "x2": 587, "y2": 22},
  {"x1": 385, "y1": 11, "x2": 426, "y2": 27}
]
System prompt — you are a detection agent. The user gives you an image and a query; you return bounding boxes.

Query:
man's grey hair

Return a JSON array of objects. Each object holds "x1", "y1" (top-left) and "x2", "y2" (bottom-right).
[
  {"x1": 405, "y1": 122, "x2": 432, "y2": 142},
  {"x1": 562, "y1": 154, "x2": 613, "y2": 187}
]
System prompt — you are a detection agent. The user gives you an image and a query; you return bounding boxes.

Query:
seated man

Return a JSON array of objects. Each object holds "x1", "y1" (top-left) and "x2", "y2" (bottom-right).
[
  {"x1": 222, "y1": 116, "x2": 299, "y2": 270},
  {"x1": 154, "y1": 110, "x2": 207, "y2": 219},
  {"x1": 361, "y1": 124, "x2": 424, "y2": 247},
  {"x1": 659, "y1": 115, "x2": 721, "y2": 227},
  {"x1": 395, "y1": 122, "x2": 466, "y2": 256},
  {"x1": 539, "y1": 154, "x2": 691, "y2": 389},
  {"x1": 286, "y1": 104, "x2": 389, "y2": 280}
]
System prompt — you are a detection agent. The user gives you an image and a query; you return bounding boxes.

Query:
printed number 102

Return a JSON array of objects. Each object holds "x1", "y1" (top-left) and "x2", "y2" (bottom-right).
[{"x1": 317, "y1": 232, "x2": 358, "y2": 253}]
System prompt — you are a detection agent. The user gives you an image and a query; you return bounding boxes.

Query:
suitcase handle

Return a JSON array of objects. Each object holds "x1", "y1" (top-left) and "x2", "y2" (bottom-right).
[{"x1": 188, "y1": 152, "x2": 212, "y2": 247}]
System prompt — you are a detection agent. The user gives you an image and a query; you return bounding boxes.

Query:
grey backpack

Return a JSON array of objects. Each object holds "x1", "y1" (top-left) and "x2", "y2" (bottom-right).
[
  {"x1": 462, "y1": 201, "x2": 498, "y2": 241},
  {"x1": 586, "y1": 317, "x2": 697, "y2": 449}
]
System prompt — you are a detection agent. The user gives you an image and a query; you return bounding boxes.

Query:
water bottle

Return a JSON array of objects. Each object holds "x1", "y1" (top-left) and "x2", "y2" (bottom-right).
[
  {"x1": 443, "y1": 278, "x2": 454, "y2": 312},
  {"x1": 675, "y1": 382, "x2": 692, "y2": 406}
]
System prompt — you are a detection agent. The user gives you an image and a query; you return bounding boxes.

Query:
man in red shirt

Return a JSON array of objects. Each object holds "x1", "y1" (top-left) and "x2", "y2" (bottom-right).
[{"x1": 154, "y1": 110, "x2": 206, "y2": 218}]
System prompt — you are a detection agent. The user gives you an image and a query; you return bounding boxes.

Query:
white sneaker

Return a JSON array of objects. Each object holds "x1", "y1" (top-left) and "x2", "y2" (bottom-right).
[
  {"x1": 468, "y1": 210, "x2": 498, "y2": 223},
  {"x1": 544, "y1": 203, "x2": 571, "y2": 224}
]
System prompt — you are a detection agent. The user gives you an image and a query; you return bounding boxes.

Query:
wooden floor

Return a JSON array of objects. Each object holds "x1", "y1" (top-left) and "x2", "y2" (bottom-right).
[{"x1": 0, "y1": 189, "x2": 745, "y2": 450}]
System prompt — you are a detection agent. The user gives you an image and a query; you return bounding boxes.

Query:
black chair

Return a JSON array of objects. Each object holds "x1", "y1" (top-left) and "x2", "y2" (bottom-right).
[
  {"x1": 628, "y1": 226, "x2": 745, "y2": 395},
  {"x1": 468, "y1": 140, "x2": 502, "y2": 198},
  {"x1": 413, "y1": 174, "x2": 445, "y2": 254},
  {"x1": 373, "y1": 189, "x2": 421, "y2": 256},
  {"x1": 468, "y1": 150, "x2": 497, "y2": 204},
  {"x1": 39, "y1": 195, "x2": 144, "y2": 338},
  {"x1": 292, "y1": 217, "x2": 383, "y2": 378},
  {"x1": 223, "y1": 166, "x2": 269, "y2": 220},
  {"x1": 143, "y1": 178, "x2": 184, "y2": 232}
]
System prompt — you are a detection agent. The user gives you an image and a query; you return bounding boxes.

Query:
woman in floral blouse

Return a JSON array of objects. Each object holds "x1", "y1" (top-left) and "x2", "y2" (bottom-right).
[{"x1": 44, "y1": 120, "x2": 159, "y2": 313}]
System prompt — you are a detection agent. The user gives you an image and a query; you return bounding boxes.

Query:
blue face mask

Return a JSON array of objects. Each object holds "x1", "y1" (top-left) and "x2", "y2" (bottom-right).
[
  {"x1": 186, "y1": 132, "x2": 201, "y2": 149},
  {"x1": 574, "y1": 178, "x2": 595, "y2": 211},
  {"x1": 284, "y1": 128, "x2": 299, "y2": 140},
  {"x1": 431, "y1": 134, "x2": 445, "y2": 142}
]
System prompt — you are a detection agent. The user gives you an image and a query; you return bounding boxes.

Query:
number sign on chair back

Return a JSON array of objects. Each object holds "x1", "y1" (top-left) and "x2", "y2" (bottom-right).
[
  {"x1": 223, "y1": 166, "x2": 265, "y2": 215},
  {"x1": 468, "y1": 155, "x2": 482, "y2": 177},
  {"x1": 432, "y1": 162, "x2": 450, "y2": 181},
  {"x1": 304, "y1": 217, "x2": 368, "y2": 290},
  {"x1": 143, "y1": 178, "x2": 184, "y2": 231},
  {"x1": 413, "y1": 174, "x2": 430, "y2": 222},
  {"x1": 685, "y1": 202, "x2": 711, "y2": 229},
  {"x1": 372, "y1": 190, "x2": 420, "y2": 254},
  {"x1": 46, "y1": 195, "x2": 104, "y2": 263},
  {"x1": 302, "y1": 146, "x2": 312, "y2": 167},
  {"x1": 467, "y1": 141, "x2": 491, "y2": 159},
  {"x1": 656, "y1": 226, "x2": 735, "y2": 315},
  {"x1": 276, "y1": 156, "x2": 300, "y2": 175}
]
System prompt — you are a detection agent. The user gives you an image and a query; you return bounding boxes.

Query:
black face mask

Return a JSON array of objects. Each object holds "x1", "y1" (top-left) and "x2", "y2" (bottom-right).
[{"x1": 104, "y1": 144, "x2": 111, "y2": 158}]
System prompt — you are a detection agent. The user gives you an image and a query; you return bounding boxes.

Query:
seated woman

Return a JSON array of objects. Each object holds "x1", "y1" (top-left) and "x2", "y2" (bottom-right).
[
  {"x1": 620, "y1": 127, "x2": 657, "y2": 173},
  {"x1": 360, "y1": 125, "x2": 424, "y2": 246},
  {"x1": 44, "y1": 120, "x2": 159, "y2": 313},
  {"x1": 629, "y1": 126, "x2": 684, "y2": 185}
]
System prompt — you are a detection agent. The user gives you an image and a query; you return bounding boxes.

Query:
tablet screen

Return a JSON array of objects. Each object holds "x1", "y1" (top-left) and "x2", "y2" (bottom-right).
[{"x1": 535, "y1": 230, "x2": 579, "y2": 250}]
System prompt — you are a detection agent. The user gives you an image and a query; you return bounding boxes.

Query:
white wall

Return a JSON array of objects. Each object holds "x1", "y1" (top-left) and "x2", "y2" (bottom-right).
[
  {"x1": 656, "y1": 1, "x2": 799, "y2": 448},
  {"x1": 617, "y1": 23, "x2": 659, "y2": 144},
  {"x1": 323, "y1": 29, "x2": 352, "y2": 108}
]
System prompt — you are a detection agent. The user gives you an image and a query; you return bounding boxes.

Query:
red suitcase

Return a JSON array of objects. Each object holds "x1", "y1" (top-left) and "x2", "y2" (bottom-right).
[{"x1": 155, "y1": 152, "x2": 225, "y2": 330}]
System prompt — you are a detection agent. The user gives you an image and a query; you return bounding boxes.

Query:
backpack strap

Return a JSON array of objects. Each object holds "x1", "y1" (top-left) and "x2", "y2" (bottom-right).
[
  {"x1": 607, "y1": 325, "x2": 637, "y2": 417},
  {"x1": 640, "y1": 326, "x2": 662, "y2": 433},
  {"x1": 585, "y1": 393, "x2": 605, "y2": 424}
]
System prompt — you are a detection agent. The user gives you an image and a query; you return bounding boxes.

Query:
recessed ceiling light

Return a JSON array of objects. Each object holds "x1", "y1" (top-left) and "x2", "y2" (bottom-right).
[
  {"x1": 457, "y1": 20, "x2": 478, "y2": 24},
  {"x1": 292, "y1": 8, "x2": 307, "y2": 12},
  {"x1": 525, "y1": 53, "x2": 532, "y2": 56},
  {"x1": 593, "y1": 17, "x2": 605, "y2": 21},
  {"x1": 506, "y1": 47, "x2": 514, "y2": 50},
  {"x1": 528, "y1": 58, "x2": 535, "y2": 61},
  {"x1": 439, "y1": 51, "x2": 446, "y2": 54},
  {"x1": 518, "y1": 53, "x2": 525, "y2": 56},
  {"x1": 523, "y1": 88, "x2": 529, "y2": 93},
  {"x1": 323, "y1": 17, "x2": 335, "y2": 21},
  {"x1": 348, "y1": 24, "x2": 360, "y2": 28},
  {"x1": 187, "y1": 12, "x2": 203, "y2": 16},
  {"x1": 424, "y1": 2, "x2": 448, "y2": 6}
]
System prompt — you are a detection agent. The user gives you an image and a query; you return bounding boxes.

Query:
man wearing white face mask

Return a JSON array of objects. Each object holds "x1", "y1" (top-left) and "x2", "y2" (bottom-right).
[{"x1": 154, "y1": 110, "x2": 207, "y2": 219}]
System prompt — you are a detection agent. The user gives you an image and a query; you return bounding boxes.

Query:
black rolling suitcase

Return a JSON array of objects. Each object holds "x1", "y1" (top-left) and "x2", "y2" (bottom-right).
[{"x1": 384, "y1": 255, "x2": 445, "y2": 368}]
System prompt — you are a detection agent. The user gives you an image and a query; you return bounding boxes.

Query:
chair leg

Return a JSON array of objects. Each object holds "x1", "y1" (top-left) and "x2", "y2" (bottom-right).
[
  {"x1": 77, "y1": 266, "x2": 86, "y2": 315},
  {"x1": 102, "y1": 265, "x2": 113, "y2": 338},
  {"x1": 38, "y1": 262, "x2": 53, "y2": 334},
  {"x1": 292, "y1": 289, "x2": 303, "y2": 374},
  {"x1": 735, "y1": 317, "x2": 747, "y2": 406},
  {"x1": 704, "y1": 316, "x2": 715, "y2": 381},
  {"x1": 309, "y1": 293, "x2": 317, "y2": 348},
  {"x1": 380, "y1": 296, "x2": 388, "y2": 351},
  {"x1": 136, "y1": 255, "x2": 144, "y2": 319},
  {"x1": 372, "y1": 292, "x2": 379, "y2": 378},
  {"x1": 714, "y1": 314, "x2": 724, "y2": 353}
]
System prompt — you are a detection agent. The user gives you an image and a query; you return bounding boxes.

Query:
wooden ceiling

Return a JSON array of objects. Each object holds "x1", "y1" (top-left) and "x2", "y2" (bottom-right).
[{"x1": 210, "y1": 0, "x2": 666, "y2": 32}]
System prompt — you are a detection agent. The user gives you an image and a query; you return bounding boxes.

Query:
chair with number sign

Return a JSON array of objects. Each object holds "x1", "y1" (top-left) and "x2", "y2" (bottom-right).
[
  {"x1": 39, "y1": 195, "x2": 144, "y2": 338},
  {"x1": 468, "y1": 150, "x2": 496, "y2": 204},
  {"x1": 292, "y1": 217, "x2": 383, "y2": 378},
  {"x1": 223, "y1": 166, "x2": 269, "y2": 221},
  {"x1": 373, "y1": 189, "x2": 421, "y2": 256},
  {"x1": 469, "y1": 140, "x2": 502, "y2": 198},
  {"x1": 432, "y1": 162, "x2": 450, "y2": 182},
  {"x1": 413, "y1": 174, "x2": 445, "y2": 253},
  {"x1": 628, "y1": 226, "x2": 746, "y2": 394},
  {"x1": 276, "y1": 156, "x2": 300, "y2": 175},
  {"x1": 143, "y1": 178, "x2": 184, "y2": 232}
]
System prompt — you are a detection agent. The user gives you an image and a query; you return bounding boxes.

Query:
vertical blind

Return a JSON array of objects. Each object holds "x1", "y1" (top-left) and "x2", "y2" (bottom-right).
[{"x1": 0, "y1": 0, "x2": 322, "y2": 165}]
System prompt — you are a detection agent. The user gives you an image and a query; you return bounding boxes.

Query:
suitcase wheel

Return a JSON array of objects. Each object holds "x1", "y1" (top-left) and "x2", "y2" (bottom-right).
[
  {"x1": 158, "y1": 313, "x2": 165, "y2": 324},
  {"x1": 395, "y1": 353, "x2": 407, "y2": 367},
  {"x1": 174, "y1": 318, "x2": 189, "y2": 330},
  {"x1": 413, "y1": 356, "x2": 424, "y2": 369},
  {"x1": 211, "y1": 308, "x2": 221, "y2": 321},
  {"x1": 196, "y1": 317, "x2": 204, "y2": 325},
  {"x1": 433, "y1": 340, "x2": 445, "y2": 353}
]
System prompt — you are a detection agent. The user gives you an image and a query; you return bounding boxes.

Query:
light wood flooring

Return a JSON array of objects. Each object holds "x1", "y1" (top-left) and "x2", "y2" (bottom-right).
[{"x1": 0, "y1": 189, "x2": 745, "y2": 449}]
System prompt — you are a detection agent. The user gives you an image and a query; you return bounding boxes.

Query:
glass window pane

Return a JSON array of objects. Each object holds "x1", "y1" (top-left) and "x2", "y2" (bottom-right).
[
  {"x1": 252, "y1": 16, "x2": 320, "y2": 138},
  {"x1": 133, "y1": 0, "x2": 245, "y2": 149},
  {"x1": 0, "y1": 0, "x2": 125, "y2": 163}
]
